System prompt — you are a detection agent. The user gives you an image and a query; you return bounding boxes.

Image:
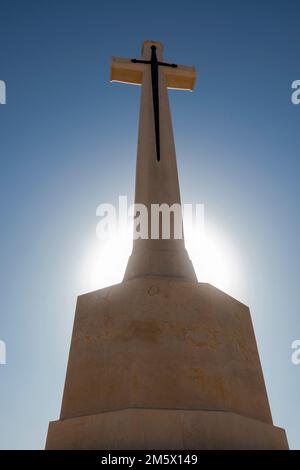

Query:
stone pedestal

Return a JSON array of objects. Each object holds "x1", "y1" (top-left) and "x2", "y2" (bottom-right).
[
  {"x1": 46, "y1": 408, "x2": 287, "y2": 450},
  {"x1": 46, "y1": 277, "x2": 288, "y2": 449}
]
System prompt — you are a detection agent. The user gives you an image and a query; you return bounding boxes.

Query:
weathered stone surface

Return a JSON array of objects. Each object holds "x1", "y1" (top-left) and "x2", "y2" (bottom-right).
[
  {"x1": 46, "y1": 408, "x2": 288, "y2": 450},
  {"x1": 59, "y1": 278, "x2": 272, "y2": 425},
  {"x1": 46, "y1": 277, "x2": 288, "y2": 449}
]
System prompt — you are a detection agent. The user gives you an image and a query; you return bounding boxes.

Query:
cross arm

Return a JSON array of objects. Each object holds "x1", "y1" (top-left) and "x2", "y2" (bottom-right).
[
  {"x1": 110, "y1": 56, "x2": 197, "y2": 91},
  {"x1": 163, "y1": 64, "x2": 197, "y2": 91},
  {"x1": 110, "y1": 57, "x2": 145, "y2": 85}
]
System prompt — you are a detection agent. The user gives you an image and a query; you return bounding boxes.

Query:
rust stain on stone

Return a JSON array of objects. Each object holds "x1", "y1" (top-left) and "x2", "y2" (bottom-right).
[
  {"x1": 189, "y1": 368, "x2": 230, "y2": 403},
  {"x1": 184, "y1": 326, "x2": 220, "y2": 350},
  {"x1": 103, "y1": 312, "x2": 114, "y2": 328},
  {"x1": 119, "y1": 319, "x2": 161, "y2": 343}
]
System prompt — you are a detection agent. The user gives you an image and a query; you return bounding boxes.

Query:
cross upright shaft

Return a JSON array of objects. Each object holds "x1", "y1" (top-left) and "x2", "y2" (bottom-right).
[{"x1": 110, "y1": 41, "x2": 197, "y2": 282}]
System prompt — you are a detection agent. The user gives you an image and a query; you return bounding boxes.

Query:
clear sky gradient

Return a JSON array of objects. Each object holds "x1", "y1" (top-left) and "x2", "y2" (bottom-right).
[{"x1": 0, "y1": 0, "x2": 299, "y2": 449}]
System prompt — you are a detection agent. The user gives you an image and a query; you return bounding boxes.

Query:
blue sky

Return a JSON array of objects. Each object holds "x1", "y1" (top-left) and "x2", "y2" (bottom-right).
[{"x1": 0, "y1": 0, "x2": 299, "y2": 449}]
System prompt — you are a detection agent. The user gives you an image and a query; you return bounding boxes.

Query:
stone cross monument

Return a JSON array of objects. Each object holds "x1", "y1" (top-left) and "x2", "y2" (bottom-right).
[{"x1": 46, "y1": 41, "x2": 288, "y2": 449}]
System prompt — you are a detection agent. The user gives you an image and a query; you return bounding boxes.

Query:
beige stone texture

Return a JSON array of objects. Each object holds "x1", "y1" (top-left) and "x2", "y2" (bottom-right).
[
  {"x1": 60, "y1": 278, "x2": 272, "y2": 423},
  {"x1": 46, "y1": 408, "x2": 288, "y2": 450}
]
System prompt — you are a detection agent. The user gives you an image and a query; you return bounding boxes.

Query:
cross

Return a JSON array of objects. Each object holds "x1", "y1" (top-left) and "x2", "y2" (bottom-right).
[{"x1": 110, "y1": 41, "x2": 196, "y2": 162}]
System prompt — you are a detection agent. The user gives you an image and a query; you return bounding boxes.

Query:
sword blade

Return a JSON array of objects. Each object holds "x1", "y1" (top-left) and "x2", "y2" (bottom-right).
[{"x1": 151, "y1": 48, "x2": 160, "y2": 162}]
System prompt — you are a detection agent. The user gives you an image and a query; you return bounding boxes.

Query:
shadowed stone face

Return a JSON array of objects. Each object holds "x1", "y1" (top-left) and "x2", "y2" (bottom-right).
[
  {"x1": 60, "y1": 278, "x2": 272, "y2": 425},
  {"x1": 46, "y1": 408, "x2": 288, "y2": 450}
]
